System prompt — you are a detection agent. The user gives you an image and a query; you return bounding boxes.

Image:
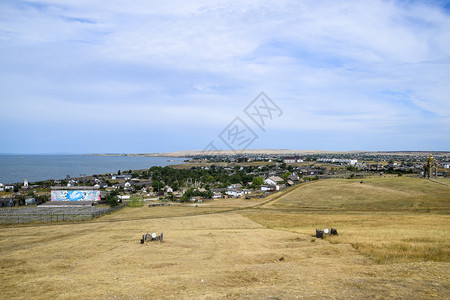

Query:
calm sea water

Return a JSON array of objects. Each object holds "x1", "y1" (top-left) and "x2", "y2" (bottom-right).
[{"x1": 0, "y1": 155, "x2": 188, "y2": 184}]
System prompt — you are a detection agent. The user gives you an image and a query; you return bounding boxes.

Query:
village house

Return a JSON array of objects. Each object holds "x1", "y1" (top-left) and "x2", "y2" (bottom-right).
[
  {"x1": 190, "y1": 196, "x2": 202, "y2": 203},
  {"x1": 264, "y1": 176, "x2": 284, "y2": 190},
  {"x1": 283, "y1": 157, "x2": 303, "y2": 163},
  {"x1": 260, "y1": 185, "x2": 277, "y2": 192},
  {"x1": 4, "y1": 185, "x2": 14, "y2": 191},
  {"x1": 227, "y1": 183, "x2": 242, "y2": 189},
  {"x1": 0, "y1": 198, "x2": 13, "y2": 207},
  {"x1": 211, "y1": 188, "x2": 226, "y2": 199},
  {"x1": 111, "y1": 174, "x2": 132, "y2": 180},
  {"x1": 288, "y1": 173, "x2": 300, "y2": 181},
  {"x1": 25, "y1": 197, "x2": 36, "y2": 205},
  {"x1": 117, "y1": 195, "x2": 130, "y2": 201},
  {"x1": 226, "y1": 188, "x2": 244, "y2": 198},
  {"x1": 242, "y1": 188, "x2": 251, "y2": 195}
]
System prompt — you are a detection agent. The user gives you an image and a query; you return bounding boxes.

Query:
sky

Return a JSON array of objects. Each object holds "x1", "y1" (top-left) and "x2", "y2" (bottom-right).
[{"x1": 0, "y1": 0, "x2": 449, "y2": 154}]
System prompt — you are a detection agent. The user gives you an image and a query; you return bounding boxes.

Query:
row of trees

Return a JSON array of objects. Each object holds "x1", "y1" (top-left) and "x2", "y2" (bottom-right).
[{"x1": 147, "y1": 166, "x2": 263, "y2": 192}]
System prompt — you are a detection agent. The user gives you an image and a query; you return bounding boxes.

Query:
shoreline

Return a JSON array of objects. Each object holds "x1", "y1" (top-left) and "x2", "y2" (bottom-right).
[{"x1": 0, "y1": 155, "x2": 189, "y2": 185}]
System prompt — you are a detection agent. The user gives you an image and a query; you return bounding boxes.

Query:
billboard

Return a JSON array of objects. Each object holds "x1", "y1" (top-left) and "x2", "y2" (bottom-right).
[{"x1": 51, "y1": 190, "x2": 100, "y2": 201}]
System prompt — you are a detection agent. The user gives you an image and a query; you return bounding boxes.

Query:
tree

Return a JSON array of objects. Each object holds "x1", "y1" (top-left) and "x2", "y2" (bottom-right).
[
  {"x1": 283, "y1": 171, "x2": 291, "y2": 182},
  {"x1": 253, "y1": 176, "x2": 264, "y2": 187},
  {"x1": 106, "y1": 191, "x2": 119, "y2": 207},
  {"x1": 346, "y1": 166, "x2": 357, "y2": 172},
  {"x1": 152, "y1": 180, "x2": 163, "y2": 192},
  {"x1": 14, "y1": 194, "x2": 24, "y2": 206},
  {"x1": 180, "y1": 188, "x2": 194, "y2": 203}
]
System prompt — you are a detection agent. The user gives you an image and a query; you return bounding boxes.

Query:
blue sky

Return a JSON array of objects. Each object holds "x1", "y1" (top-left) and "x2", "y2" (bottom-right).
[{"x1": 0, "y1": 0, "x2": 449, "y2": 154}]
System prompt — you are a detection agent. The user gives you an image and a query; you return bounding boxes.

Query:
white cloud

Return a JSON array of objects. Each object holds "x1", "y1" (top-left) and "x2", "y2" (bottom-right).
[{"x1": 0, "y1": 0, "x2": 449, "y2": 151}]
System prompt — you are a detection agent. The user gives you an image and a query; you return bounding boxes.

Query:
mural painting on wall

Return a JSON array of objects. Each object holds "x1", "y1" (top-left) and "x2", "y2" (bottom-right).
[{"x1": 51, "y1": 190, "x2": 101, "y2": 201}]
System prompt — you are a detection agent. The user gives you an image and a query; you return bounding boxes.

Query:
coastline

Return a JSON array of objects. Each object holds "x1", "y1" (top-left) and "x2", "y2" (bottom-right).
[{"x1": 0, "y1": 155, "x2": 188, "y2": 185}]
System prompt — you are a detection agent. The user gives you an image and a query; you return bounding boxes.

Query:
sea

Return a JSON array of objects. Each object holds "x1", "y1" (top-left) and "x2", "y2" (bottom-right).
[{"x1": 0, "y1": 155, "x2": 188, "y2": 184}]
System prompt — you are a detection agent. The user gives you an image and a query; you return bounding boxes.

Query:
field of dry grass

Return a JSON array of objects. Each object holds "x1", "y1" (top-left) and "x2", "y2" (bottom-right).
[
  {"x1": 243, "y1": 211, "x2": 450, "y2": 264},
  {"x1": 266, "y1": 177, "x2": 450, "y2": 211},
  {"x1": 243, "y1": 177, "x2": 450, "y2": 266},
  {"x1": 0, "y1": 177, "x2": 449, "y2": 299}
]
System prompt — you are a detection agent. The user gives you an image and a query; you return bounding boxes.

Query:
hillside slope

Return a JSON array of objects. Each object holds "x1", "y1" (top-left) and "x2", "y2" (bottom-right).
[{"x1": 266, "y1": 177, "x2": 450, "y2": 211}]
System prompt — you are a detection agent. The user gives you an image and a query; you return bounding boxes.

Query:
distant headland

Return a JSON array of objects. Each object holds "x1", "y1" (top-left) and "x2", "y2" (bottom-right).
[{"x1": 88, "y1": 149, "x2": 450, "y2": 157}]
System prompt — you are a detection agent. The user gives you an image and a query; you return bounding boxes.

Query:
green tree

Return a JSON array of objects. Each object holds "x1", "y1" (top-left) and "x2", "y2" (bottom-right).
[
  {"x1": 36, "y1": 194, "x2": 50, "y2": 204},
  {"x1": 180, "y1": 188, "x2": 194, "y2": 203},
  {"x1": 152, "y1": 180, "x2": 163, "y2": 192},
  {"x1": 282, "y1": 171, "x2": 292, "y2": 182},
  {"x1": 253, "y1": 176, "x2": 264, "y2": 187},
  {"x1": 106, "y1": 191, "x2": 119, "y2": 207}
]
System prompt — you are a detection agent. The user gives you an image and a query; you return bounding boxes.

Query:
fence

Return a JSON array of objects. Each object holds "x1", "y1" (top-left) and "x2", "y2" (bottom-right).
[{"x1": 0, "y1": 203, "x2": 127, "y2": 225}]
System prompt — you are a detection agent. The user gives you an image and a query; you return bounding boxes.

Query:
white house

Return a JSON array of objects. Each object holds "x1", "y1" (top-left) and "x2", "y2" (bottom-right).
[
  {"x1": 25, "y1": 198, "x2": 36, "y2": 205},
  {"x1": 264, "y1": 176, "x2": 283, "y2": 190},
  {"x1": 226, "y1": 188, "x2": 244, "y2": 198},
  {"x1": 261, "y1": 185, "x2": 276, "y2": 192},
  {"x1": 283, "y1": 157, "x2": 304, "y2": 163},
  {"x1": 242, "y1": 189, "x2": 251, "y2": 195},
  {"x1": 111, "y1": 174, "x2": 132, "y2": 180}
]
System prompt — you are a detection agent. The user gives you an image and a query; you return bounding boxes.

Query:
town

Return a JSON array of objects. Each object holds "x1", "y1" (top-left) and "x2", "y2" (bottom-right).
[{"x1": 1, "y1": 151, "x2": 448, "y2": 212}]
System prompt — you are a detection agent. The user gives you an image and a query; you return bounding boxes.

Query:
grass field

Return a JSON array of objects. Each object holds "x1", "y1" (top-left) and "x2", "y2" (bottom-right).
[
  {"x1": 244, "y1": 177, "x2": 450, "y2": 264},
  {"x1": 265, "y1": 177, "x2": 450, "y2": 211},
  {"x1": 127, "y1": 197, "x2": 144, "y2": 207},
  {"x1": 0, "y1": 177, "x2": 449, "y2": 299}
]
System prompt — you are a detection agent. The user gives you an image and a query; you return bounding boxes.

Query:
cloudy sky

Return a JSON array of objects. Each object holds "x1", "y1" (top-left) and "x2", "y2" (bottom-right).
[{"x1": 1, "y1": 0, "x2": 449, "y2": 154}]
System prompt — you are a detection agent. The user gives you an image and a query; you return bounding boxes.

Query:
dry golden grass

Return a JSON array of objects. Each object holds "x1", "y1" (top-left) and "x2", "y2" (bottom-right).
[
  {"x1": 1, "y1": 209, "x2": 449, "y2": 299},
  {"x1": 245, "y1": 177, "x2": 450, "y2": 264},
  {"x1": 266, "y1": 177, "x2": 450, "y2": 211},
  {"x1": 243, "y1": 211, "x2": 450, "y2": 264}
]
